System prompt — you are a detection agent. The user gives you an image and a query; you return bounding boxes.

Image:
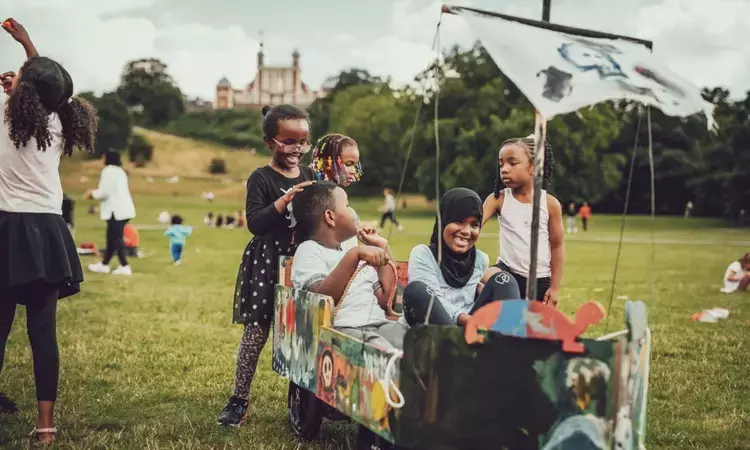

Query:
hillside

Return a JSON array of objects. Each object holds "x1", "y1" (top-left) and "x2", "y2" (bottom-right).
[{"x1": 60, "y1": 128, "x2": 268, "y2": 199}]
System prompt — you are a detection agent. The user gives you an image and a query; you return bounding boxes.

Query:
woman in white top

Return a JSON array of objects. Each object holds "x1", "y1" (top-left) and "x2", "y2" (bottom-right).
[
  {"x1": 483, "y1": 136, "x2": 565, "y2": 306},
  {"x1": 403, "y1": 188, "x2": 521, "y2": 326},
  {"x1": 85, "y1": 150, "x2": 136, "y2": 275},
  {"x1": 0, "y1": 19, "x2": 97, "y2": 445},
  {"x1": 721, "y1": 253, "x2": 750, "y2": 294}
]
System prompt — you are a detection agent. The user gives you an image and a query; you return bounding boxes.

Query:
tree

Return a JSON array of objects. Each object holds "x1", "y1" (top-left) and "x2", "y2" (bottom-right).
[
  {"x1": 78, "y1": 91, "x2": 133, "y2": 157},
  {"x1": 128, "y1": 134, "x2": 154, "y2": 167},
  {"x1": 117, "y1": 58, "x2": 185, "y2": 126}
]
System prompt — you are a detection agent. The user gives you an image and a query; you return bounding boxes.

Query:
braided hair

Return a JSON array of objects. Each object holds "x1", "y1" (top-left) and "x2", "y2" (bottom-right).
[
  {"x1": 309, "y1": 133, "x2": 362, "y2": 184},
  {"x1": 5, "y1": 57, "x2": 97, "y2": 156},
  {"x1": 493, "y1": 135, "x2": 555, "y2": 198}
]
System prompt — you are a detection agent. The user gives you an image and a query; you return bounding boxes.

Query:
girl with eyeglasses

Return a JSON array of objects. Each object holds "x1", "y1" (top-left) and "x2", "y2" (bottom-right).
[{"x1": 217, "y1": 104, "x2": 316, "y2": 427}]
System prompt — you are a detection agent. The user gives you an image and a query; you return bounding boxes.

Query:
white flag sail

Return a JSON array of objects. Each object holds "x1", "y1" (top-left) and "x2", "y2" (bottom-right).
[{"x1": 452, "y1": 7, "x2": 714, "y2": 125}]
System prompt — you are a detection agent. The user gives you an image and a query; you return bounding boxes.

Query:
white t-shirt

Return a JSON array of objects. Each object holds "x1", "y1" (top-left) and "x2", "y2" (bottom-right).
[
  {"x1": 384, "y1": 194, "x2": 396, "y2": 212},
  {"x1": 292, "y1": 240, "x2": 390, "y2": 328},
  {"x1": 722, "y1": 261, "x2": 744, "y2": 293},
  {"x1": 0, "y1": 94, "x2": 64, "y2": 214},
  {"x1": 498, "y1": 188, "x2": 551, "y2": 278}
]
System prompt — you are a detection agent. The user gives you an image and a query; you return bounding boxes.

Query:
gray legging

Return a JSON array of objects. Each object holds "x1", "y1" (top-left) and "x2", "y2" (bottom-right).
[{"x1": 403, "y1": 271, "x2": 521, "y2": 326}]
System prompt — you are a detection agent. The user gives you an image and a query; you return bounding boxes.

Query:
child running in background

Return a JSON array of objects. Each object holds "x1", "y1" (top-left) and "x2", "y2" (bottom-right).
[
  {"x1": 579, "y1": 201, "x2": 592, "y2": 232},
  {"x1": 0, "y1": 18, "x2": 97, "y2": 445},
  {"x1": 721, "y1": 253, "x2": 750, "y2": 294},
  {"x1": 482, "y1": 135, "x2": 565, "y2": 306},
  {"x1": 217, "y1": 104, "x2": 315, "y2": 427},
  {"x1": 292, "y1": 181, "x2": 407, "y2": 348},
  {"x1": 379, "y1": 188, "x2": 403, "y2": 231},
  {"x1": 164, "y1": 215, "x2": 192, "y2": 265},
  {"x1": 565, "y1": 201, "x2": 578, "y2": 234},
  {"x1": 309, "y1": 133, "x2": 368, "y2": 250}
]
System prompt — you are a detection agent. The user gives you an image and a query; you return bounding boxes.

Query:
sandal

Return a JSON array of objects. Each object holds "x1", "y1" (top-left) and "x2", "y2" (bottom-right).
[{"x1": 28, "y1": 428, "x2": 57, "y2": 446}]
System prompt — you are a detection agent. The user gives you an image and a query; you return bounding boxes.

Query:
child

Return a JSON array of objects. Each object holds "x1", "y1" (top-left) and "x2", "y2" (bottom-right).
[
  {"x1": 565, "y1": 201, "x2": 578, "y2": 234},
  {"x1": 404, "y1": 188, "x2": 520, "y2": 326},
  {"x1": 164, "y1": 215, "x2": 192, "y2": 264},
  {"x1": 204, "y1": 212, "x2": 214, "y2": 226},
  {"x1": 379, "y1": 188, "x2": 403, "y2": 231},
  {"x1": 292, "y1": 181, "x2": 407, "y2": 348},
  {"x1": 0, "y1": 18, "x2": 97, "y2": 445},
  {"x1": 579, "y1": 201, "x2": 592, "y2": 232},
  {"x1": 482, "y1": 135, "x2": 565, "y2": 306},
  {"x1": 216, "y1": 104, "x2": 316, "y2": 427},
  {"x1": 721, "y1": 253, "x2": 750, "y2": 294},
  {"x1": 99, "y1": 223, "x2": 141, "y2": 258},
  {"x1": 309, "y1": 133, "x2": 365, "y2": 250}
]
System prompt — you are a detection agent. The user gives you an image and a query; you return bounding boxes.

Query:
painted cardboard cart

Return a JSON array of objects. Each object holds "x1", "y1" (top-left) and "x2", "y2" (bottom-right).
[{"x1": 272, "y1": 257, "x2": 651, "y2": 449}]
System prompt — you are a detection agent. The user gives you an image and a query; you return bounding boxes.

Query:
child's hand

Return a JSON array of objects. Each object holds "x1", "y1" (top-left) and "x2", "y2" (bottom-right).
[
  {"x1": 1, "y1": 71, "x2": 14, "y2": 95},
  {"x1": 280, "y1": 180, "x2": 314, "y2": 205},
  {"x1": 543, "y1": 288, "x2": 559, "y2": 308},
  {"x1": 357, "y1": 245, "x2": 390, "y2": 267},
  {"x1": 357, "y1": 228, "x2": 388, "y2": 249},
  {"x1": 2, "y1": 19, "x2": 30, "y2": 44}
]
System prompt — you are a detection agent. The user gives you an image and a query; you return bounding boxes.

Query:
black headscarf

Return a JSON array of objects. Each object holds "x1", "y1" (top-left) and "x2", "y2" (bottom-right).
[{"x1": 429, "y1": 188, "x2": 483, "y2": 288}]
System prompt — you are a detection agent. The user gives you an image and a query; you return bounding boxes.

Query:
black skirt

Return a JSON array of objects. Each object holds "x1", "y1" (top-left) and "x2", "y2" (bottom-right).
[
  {"x1": 232, "y1": 235, "x2": 294, "y2": 327},
  {"x1": 0, "y1": 211, "x2": 83, "y2": 303}
]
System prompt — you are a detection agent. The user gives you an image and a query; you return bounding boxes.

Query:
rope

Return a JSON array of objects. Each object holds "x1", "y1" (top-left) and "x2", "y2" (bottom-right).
[
  {"x1": 387, "y1": 23, "x2": 442, "y2": 242},
  {"x1": 647, "y1": 107, "x2": 656, "y2": 302},
  {"x1": 604, "y1": 109, "x2": 641, "y2": 331},
  {"x1": 424, "y1": 16, "x2": 443, "y2": 326},
  {"x1": 379, "y1": 348, "x2": 405, "y2": 409},
  {"x1": 335, "y1": 260, "x2": 401, "y2": 318}
]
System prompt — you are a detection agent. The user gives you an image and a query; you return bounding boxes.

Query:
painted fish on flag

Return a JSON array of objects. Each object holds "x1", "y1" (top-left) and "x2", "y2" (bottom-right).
[{"x1": 450, "y1": 7, "x2": 714, "y2": 127}]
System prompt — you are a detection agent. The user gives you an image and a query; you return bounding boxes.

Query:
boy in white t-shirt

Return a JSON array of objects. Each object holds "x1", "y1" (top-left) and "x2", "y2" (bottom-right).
[
  {"x1": 291, "y1": 181, "x2": 407, "y2": 349},
  {"x1": 721, "y1": 253, "x2": 750, "y2": 294}
]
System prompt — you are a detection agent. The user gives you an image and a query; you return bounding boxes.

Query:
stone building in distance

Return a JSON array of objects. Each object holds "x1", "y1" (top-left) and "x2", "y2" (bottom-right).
[{"x1": 215, "y1": 40, "x2": 325, "y2": 110}]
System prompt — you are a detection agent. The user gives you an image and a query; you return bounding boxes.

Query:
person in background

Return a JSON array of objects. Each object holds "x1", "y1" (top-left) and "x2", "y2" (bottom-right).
[
  {"x1": 720, "y1": 253, "x2": 750, "y2": 294},
  {"x1": 215, "y1": 214, "x2": 224, "y2": 228},
  {"x1": 164, "y1": 215, "x2": 192, "y2": 265},
  {"x1": 565, "y1": 201, "x2": 578, "y2": 234},
  {"x1": 236, "y1": 210, "x2": 246, "y2": 229},
  {"x1": 579, "y1": 201, "x2": 592, "y2": 232},
  {"x1": 684, "y1": 201, "x2": 694, "y2": 218},
  {"x1": 225, "y1": 213, "x2": 236, "y2": 228},
  {"x1": 204, "y1": 212, "x2": 214, "y2": 226},
  {"x1": 378, "y1": 188, "x2": 403, "y2": 231},
  {"x1": 123, "y1": 223, "x2": 140, "y2": 257},
  {"x1": 86, "y1": 150, "x2": 136, "y2": 276}
]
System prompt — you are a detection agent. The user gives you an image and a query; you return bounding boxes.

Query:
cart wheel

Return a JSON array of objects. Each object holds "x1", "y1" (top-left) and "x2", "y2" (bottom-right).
[
  {"x1": 287, "y1": 381, "x2": 323, "y2": 440},
  {"x1": 357, "y1": 425, "x2": 398, "y2": 450}
]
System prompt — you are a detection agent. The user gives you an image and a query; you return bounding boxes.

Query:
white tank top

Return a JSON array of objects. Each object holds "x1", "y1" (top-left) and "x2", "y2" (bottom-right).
[{"x1": 498, "y1": 188, "x2": 551, "y2": 278}]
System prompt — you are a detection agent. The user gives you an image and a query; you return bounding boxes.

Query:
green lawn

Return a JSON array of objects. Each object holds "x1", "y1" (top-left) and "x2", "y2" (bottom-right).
[{"x1": 1, "y1": 191, "x2": 748, "y2": 449}]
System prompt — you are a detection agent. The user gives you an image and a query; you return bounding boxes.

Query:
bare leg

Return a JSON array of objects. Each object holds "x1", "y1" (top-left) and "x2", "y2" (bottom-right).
[{"x1": 739, "y1": 274, "x2": 750, "y2": 292}]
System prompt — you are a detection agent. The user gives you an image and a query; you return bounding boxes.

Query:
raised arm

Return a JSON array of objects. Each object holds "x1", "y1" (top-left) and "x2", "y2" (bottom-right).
[
  {"x1": 3, "y1": 19, "x2": 38, "y2": 58},
  {"x1": 245, "y1": 171, "x2": 313, "y2": 235},
  {"x1": 545, "y1": 195, "x2": 565, "y2": 307},
  {"x1": 358, "y1": 230, "x2": 395, "y2": 311}
]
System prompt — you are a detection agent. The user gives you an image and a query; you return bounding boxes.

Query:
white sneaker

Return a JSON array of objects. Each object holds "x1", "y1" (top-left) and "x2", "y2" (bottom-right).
[
  {"x1": 397, "y1": 225, "x2": 404, "y2": 231},
  {"x1": 88, "y1": 262, "x2": 111, "y2": 274},
  {"x1": 174, "y1": 260, "x2": 182, "y2": 266},
  {"x1": 112, "y1": 265, "x2": 132, "y2": 276}
]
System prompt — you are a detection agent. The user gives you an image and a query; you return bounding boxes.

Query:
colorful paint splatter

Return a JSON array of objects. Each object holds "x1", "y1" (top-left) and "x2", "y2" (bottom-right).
[{"x1": 272, "y1": 285, "x2": 332, "y2": 392}]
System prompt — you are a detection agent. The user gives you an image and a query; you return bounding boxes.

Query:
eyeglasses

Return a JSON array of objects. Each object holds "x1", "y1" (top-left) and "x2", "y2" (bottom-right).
[{"x1": 271, "y1": 137, "x2": 312, "y2": 154}]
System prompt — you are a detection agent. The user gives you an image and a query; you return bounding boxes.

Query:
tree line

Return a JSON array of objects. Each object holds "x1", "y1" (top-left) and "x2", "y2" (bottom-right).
[{"x1": 93, "y1": 49, "x2": 749, "y2": 220}]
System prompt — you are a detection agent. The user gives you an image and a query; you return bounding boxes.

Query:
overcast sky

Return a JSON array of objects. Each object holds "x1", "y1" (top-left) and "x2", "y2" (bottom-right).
[{"x1": 2, "y1": 0, "x2": 749, "y2": 100}]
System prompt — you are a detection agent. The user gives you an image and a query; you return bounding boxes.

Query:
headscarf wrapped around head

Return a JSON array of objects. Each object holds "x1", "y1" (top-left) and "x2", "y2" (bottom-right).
[{"x1": 429, "y1": 187, "x2": 483, "y2": 288}]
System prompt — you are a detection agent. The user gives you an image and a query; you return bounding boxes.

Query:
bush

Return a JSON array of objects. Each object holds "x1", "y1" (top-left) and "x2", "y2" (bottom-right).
[
  {"x1": 129, "y1": 134, "x2": 154, "y2": 166},
  {"x1": 208, "y1": 157, "x2": 227, "y2": 174}
]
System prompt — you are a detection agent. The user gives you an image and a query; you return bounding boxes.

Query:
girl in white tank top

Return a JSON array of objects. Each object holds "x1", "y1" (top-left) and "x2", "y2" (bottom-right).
[{"x1": 482, "y1": 136, "x2": 565, "y2": 306}]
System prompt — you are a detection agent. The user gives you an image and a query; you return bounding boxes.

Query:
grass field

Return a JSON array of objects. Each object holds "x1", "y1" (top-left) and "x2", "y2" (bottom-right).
[
  {"x1": 1, "y1": 190, "x2": 748, "y2": 449},
  {"x1": 2, "y1": 133, "x2": 749, "y2": 449}
]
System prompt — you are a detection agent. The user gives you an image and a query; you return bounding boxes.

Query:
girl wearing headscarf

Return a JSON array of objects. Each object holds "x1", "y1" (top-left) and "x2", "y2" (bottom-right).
[{"x1": 403, "y1": 188, "x2": 520, "y2": 326}]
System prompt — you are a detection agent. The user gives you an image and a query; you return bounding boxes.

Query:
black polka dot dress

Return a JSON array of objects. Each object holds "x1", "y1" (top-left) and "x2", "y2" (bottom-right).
[{"x1": 232, "y1": 165, "x2": 315, "y2": 326}]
